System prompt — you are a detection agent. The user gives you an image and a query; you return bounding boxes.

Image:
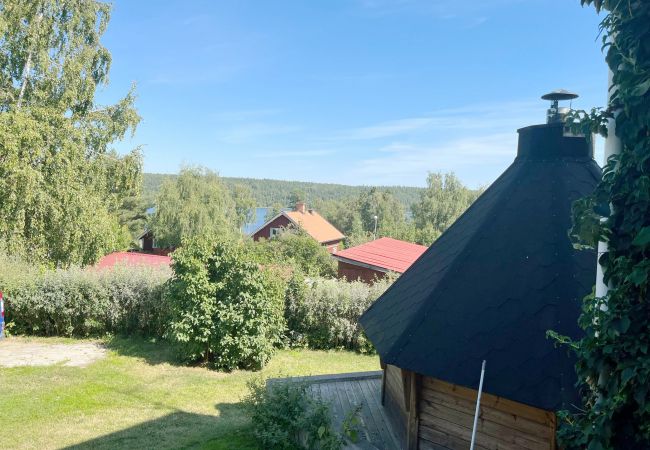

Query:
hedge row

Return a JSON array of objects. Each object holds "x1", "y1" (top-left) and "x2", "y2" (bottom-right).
[
  {"x1": 286, "y1": 276, "x2": 392, "y2": 353},
  {"x1": 2, "y1": 259, "x2": 172, "y2": 337},
  {"x1": 1, "y1": 253, "x2": 392, "y2": 355}
]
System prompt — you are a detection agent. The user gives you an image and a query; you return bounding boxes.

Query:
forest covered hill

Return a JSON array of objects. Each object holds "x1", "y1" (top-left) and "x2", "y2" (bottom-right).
[{"x1": 143, "y1": 173, "x2": 425, "y2": 208}]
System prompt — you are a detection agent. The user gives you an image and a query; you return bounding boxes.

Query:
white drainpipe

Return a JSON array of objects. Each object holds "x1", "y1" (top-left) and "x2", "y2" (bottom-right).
[{"x1": 595, "y1": 66, "x2": 622, "y2": 301}]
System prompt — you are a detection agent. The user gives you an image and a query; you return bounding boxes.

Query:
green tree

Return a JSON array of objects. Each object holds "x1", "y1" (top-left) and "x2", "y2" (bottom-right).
[
  {"x1": 251, "y1": 228, "x2": 337, "y2": 278},
  {"x1": 118, "y1": 193, "x2": 149, "y2": 247},
  {"x1": 142, "y1": 173, "x2": 427, "y2": 212},
  {"x1": 266, "y1": 202, "x2": 284, "y2": 221},
  {"x1": 230, "y1": 183, "x2": 256, "y2": 229},
  {"x1": 167, "y1": 238, "x2": 286, "y2": 370},
  {"x1": 411, "y1": 172, "x2": 481, "y2": 245},
  {"x1": 313, "y1": 197, "x2": 357, "y2": 237},
  {"x1": 345, "y1": 214, "x2": 374, "y2": 248},
  {"x1": 315, "y1": 190, "x2": 415, "y2": 245},
  {"x1": 287, "y1": 189, "x2": 306, "y2": 207},
  {"x1": 0, "y1": 0, "x2": 141, "y2": 266},
  {"x1": 150, "y1": 167, "x2": 238, "y2": 248},
  {"x1": 357, "y1": 188, "x2": 415, "y2": 241}
]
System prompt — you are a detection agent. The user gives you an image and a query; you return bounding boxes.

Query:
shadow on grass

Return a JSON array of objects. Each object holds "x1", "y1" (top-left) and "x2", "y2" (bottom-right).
[
  {"x1": 104, "y1": 335, "x2": 185, "y2": 367},
  {"x1": 63, "y1": 403, "x2": 256, "y2": 450}
]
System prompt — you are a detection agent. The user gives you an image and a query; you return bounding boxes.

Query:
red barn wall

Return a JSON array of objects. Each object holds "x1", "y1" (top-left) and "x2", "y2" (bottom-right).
[
  {"x1": 253, "y1": 216, "x2": 343, "y2": 253},
  {"x1": 252, "y1": 215, "x2": 293, "y2": 241},
  {"x1": 338, "y1": 260, "x2": 387, "y2": 283},
  {"x1": 323, "y1": 239, "x2": 343, "y2": 254}
]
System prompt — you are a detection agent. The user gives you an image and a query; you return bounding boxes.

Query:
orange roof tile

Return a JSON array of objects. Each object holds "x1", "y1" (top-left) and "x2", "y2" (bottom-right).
[{"x1": 284, "y1": 210, "x2": 345, "y2": 243}]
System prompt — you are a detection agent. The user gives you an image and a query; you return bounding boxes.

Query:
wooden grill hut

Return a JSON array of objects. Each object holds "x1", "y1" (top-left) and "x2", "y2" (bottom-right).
[{"x1": 359, "y1": 96, "x2": 601, "y2": 450}]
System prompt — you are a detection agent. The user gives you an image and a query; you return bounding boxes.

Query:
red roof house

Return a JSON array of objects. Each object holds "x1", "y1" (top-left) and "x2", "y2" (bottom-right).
[
  {"x1": 251, "y1": 201, "x2": 345, "y2": 253},
  {"x1": 333, "y1": 237, "x2": 427, "y2": 283},
  {"x1": 96, "y1": 252, "x2": 172, "y2": 270}
]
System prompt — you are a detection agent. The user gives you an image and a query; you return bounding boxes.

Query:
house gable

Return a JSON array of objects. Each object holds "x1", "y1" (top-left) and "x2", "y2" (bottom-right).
[{"x1": 252, "y1": 214, "x2": 294, "y2": 241}]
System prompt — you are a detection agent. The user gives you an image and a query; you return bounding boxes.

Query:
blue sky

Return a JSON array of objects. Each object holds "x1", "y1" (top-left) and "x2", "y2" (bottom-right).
[{"x1": 99, "y1": 0, "x2": 607, "y2": 188}]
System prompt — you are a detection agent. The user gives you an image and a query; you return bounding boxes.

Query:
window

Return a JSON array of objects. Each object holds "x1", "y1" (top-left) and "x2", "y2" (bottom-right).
[{"x1": 270, "y1": 227, "x2": 281, "y2": 238}]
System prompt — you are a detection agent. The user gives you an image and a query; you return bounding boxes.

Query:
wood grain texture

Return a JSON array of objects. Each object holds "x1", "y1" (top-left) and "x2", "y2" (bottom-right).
[{"x1": 418, "y1": 376, "x2": 556, "y2": 450}]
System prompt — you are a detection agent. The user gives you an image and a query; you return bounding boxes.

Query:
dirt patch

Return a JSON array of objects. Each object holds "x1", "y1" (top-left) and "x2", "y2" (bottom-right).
[{"x1": 0, "y1": 339, "x2": 106, "y2": 368}]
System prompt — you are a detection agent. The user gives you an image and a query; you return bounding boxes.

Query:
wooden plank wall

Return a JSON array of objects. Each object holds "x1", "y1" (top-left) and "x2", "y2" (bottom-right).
[
  {"x1": 418, "y1": 377, "x2": 557, "y2": 450},
  {"x1": 383, "y1": 364, "x2": 408, "y2": 446}
]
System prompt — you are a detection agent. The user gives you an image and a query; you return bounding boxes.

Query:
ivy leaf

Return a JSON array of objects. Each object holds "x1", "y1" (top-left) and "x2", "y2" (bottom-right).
[
  {"x1": 612, "y1": 316, "x2": 631, "y2": 334},
  {"x1": 621, "y1": 367, "x2": 636, "y2": 386},
  {"x1": 630, "y1": 79, "x2": 650, "y2": 98},
  {"x1": 631, "y1": 227, "x2": 650, "y2": 246},
  {"x1": 587, "y1": 441, "x2": 605, "y2": 450},
  {"x1": 627, "y1": 267, "x2": 647, "y2": 286}
]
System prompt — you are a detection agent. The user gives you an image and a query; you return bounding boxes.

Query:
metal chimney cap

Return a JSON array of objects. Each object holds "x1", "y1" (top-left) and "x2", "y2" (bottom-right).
[{"x1": 541, "y1": 89, "x2": 579, "y2": 101}]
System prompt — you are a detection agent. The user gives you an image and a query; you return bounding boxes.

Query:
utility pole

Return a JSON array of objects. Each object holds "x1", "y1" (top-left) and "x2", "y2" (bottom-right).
[{"x1": 373, "y1": 215, "x2": 378, "y2": 240}]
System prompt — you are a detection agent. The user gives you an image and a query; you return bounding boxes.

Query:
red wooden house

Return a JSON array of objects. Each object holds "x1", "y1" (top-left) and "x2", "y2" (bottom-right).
[
  {"x1": 334, "y1": 237, "x2": 427, "y2": 283},
  {"x1": 251, "y1": 201, "x2": 345, "y2": 253}
]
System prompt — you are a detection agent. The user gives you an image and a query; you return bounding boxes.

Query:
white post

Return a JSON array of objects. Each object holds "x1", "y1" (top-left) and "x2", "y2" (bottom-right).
[
  {"x1": 595, "y1": 66, "x2": 623, "y2": 301},
  {"x1": 470, "y1": 360, "x2": 486, "y2": 450},
  {"x1": 373, "y1": 215, "x2": 378, "y2": 240}
]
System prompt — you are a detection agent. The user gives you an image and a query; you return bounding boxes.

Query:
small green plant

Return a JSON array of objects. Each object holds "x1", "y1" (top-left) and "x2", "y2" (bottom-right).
[
  {"x1": 342, "y1": 404, "x2": 363, "y2": 444},
  {"x1": 244, "y1": 377, "x2": 350, "y2": 450}
]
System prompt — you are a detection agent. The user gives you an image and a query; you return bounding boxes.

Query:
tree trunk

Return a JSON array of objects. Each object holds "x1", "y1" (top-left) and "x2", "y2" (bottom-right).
[{"x1": 17, "y1": 7, "x2": 44, "y2": 109}]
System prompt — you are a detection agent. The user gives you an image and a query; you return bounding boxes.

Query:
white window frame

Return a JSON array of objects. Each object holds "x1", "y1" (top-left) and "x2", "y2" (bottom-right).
[{"x1": 270, "y1": 227, "x2": 282, "y2": 238}]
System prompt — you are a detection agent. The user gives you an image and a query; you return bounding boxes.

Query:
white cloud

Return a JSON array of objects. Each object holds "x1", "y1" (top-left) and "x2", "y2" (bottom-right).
[
  {"x1": 336, "y1": 100, "x2": 542, "y2": 141},
  {"x1": 343, "y1": 132, "x2": 518, "y2": 187}
]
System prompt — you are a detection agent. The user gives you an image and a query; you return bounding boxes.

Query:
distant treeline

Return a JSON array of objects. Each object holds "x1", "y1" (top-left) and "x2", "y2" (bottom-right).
[{"x1": 143, "y1": 173, "x2": 424, "y2": 208}]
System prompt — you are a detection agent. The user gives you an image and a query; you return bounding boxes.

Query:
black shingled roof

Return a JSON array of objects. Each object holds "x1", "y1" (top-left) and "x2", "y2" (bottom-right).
[{"x1": 359, "y1": 122, "x2": 601, "y2": 412}]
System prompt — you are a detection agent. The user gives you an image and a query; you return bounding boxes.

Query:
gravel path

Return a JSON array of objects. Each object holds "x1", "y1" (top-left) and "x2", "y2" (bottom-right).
[{"x1": 0, "y1": 339, "x2": 106, "y2": 368}]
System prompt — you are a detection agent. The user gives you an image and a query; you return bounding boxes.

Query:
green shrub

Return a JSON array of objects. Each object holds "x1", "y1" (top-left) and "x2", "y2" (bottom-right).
[
  {"x1": 2, "y1": 262, "x2": 171, "y2": 337},
  {"x1": 167, "y1": 238, "x2": 286, "y2": 370},
  {"x1": 285, "y1": 275, "x2": 393, "y2": 352},
  {"x1": 250, "y1": 229, "x2": 337, "y2": 278},
  {"x1": 244, "y1": 378, "x2": 343, "y2": 450}
]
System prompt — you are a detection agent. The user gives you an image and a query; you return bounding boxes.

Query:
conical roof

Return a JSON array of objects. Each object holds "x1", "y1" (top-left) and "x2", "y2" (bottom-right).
[{"x1": 359, "y1": 122, "x2": 601, "y2": 411}]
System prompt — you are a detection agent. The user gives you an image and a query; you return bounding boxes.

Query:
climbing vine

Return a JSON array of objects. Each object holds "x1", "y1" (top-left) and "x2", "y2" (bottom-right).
[{"x1": 557, "y1": 1, "x2": 650, "y2": 449}]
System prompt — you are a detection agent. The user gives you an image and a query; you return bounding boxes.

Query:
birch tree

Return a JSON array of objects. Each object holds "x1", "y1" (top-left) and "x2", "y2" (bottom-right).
[{"x1": 0, "y1": 0, "x2": 141, "y2": 266}]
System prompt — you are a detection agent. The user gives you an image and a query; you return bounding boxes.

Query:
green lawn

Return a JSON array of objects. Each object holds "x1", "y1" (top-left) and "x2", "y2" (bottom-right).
[{"x1": 0, "y1": 337, "x2": 379, "y2": 450}]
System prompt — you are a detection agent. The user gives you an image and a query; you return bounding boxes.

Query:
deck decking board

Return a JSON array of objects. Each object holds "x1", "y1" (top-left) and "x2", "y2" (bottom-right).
[
  {"x1": 268, "y1": 371, "x2": 399, "y2": 450},
  {"x1": 342, "y1": 379, "x2": 371, "y2": 443},
  {"x1": 359, "y1": 377, "x2": 400, "y2": 448}
]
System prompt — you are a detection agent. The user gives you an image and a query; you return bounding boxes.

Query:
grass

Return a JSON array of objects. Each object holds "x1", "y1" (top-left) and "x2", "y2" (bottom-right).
[{"x1": 0, "y1": 336, "x2": 379, "y2": 450}]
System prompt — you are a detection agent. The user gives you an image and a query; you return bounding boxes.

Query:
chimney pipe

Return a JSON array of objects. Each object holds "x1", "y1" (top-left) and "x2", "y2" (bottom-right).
[
  {"x1": 296, "y1": 201, "x2": 306, "y2": 214},
  {"x1": 541, "y1": 89, "x2": 578, "y2": 124}
]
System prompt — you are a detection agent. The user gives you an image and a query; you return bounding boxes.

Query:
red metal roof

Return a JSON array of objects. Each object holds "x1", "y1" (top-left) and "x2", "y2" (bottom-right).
[
  {"x1": 96, "y1": 252, "x2": 171, "y2": 269},
  {"x1": 334, "y1": 237, "x2": 427, "y2": 273}
]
